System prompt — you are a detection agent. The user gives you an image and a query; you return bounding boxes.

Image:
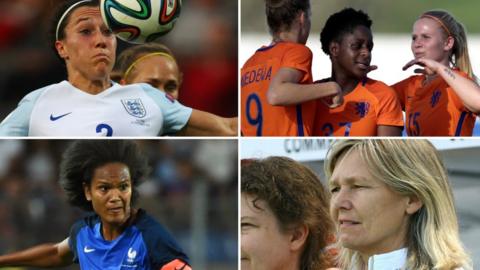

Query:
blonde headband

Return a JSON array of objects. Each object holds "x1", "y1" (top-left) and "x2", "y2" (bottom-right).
[
  {"x1": 56, "y1": 0, "x2": 92, "y2": 41},
  {"x1": 123, "y1": 52, "x2": 175, "y2": 79},
  {"x1": 421, "y1": 14, "x2": 451, "y2": 36}
]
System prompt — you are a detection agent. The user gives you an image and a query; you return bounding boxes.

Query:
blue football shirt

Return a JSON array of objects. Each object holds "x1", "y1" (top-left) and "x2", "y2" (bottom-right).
[{"x1": 68, "y1": 209, "x2": 189, "y2": 270}]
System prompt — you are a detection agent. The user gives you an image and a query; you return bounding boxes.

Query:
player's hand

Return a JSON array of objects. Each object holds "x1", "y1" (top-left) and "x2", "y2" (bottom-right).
[
  {"x1": 402, "y1": 58, "x2": 442, "y2": 75},
  {"x1": 366, "y1": 64, "x2": 378, "y2": 74},
  {"x1": 320, "y1": 82, "x2": 343, "y2": 109}
]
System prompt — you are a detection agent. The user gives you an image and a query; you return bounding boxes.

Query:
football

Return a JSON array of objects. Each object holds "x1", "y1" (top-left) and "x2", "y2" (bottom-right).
[{"x1": 100, "y1": 0, "x2": 181, "y2": 44}]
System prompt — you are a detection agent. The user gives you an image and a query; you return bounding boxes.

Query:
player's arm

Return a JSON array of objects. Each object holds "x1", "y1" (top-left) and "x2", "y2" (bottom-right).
[
  {"x1": 377, "y1": 125, "x2": 402, "y2": 136},
  {"x1": 0, "y1": 98, "x2": 35, "y2": 136},
  {"x1": 266, "y1": 67, "x2": 343, "y2": 107},
  {"x1": 0, "y1": 237, "x2": 73, "y2": 268},
  {"x1": 403, "y1": 58, "x2": 480, "y2": 114},
  {"x1": 160, "y1": 258, "x2": 192, "y2": 270},
  {"x1": 176, "y1": 110, "x2": 238, "y2": 136}
]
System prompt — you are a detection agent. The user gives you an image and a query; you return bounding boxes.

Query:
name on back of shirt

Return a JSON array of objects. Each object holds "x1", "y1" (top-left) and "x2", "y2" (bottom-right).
[{"x1": 241, "y1": 66, "x2": 272, "y2": 87}]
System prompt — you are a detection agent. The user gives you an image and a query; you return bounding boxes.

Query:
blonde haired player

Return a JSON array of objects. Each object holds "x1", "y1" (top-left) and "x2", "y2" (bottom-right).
[
  {"x1": 112, "y1": 43, "x2": 182, "y2": 100},
  {"x1": 392, "y1": 10, "x2": 479, "y2": 136}
]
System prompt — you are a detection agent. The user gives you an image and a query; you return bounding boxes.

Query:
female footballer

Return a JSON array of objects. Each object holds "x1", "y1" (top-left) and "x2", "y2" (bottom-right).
[
  {"x1": 112, "y1": 42, "x2": 238, "y2": 136},
  {"x1": 314, "y1": 8, "x2": 403, "y2": 136},
  {"x1": 112, "y1": 42, "x2": 182, "y2": 100},
  {"x1": 392, "y1": 10, "x2": 480, "y2": 136},
  {"x1": 241, "y1": 0, "x2": 343, "y2": 136},
  {"x1": 0, "y1": 0, "x2": 236, "y2": 136},
  {"x1": 0, "y1": 140, "x2": 192, "y2": 270}
]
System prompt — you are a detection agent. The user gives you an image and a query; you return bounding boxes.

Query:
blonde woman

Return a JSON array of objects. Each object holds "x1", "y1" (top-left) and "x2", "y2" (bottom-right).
[
  {"x1": 325, "y1": 139, "x2": 472, "y2": 270},
  {"x1": 113, "y1": 43, "x2": 182, "y2": 100},
  {"x1": 392, "y1": 10, "x2": 479, "y2": 136},
  {"x1": 111, "y1": 42, "x2": 237, "y2": 136}
]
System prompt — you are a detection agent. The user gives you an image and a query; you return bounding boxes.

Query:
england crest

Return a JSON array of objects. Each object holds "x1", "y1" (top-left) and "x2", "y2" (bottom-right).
[{"x1": 121, "y1": 99, "x2": 146, "y2": 118}]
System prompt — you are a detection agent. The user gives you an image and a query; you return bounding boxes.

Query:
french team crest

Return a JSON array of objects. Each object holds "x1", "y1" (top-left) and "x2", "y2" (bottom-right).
[
  {"x1": 122, "y1": 99, "x2": 146, "y2": 118},
  {"x1": 127, "y1": 248, "x2": 137, "y2": 263}
]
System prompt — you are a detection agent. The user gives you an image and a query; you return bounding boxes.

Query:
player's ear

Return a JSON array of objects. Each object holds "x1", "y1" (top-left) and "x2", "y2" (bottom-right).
[
  {"x1": 444, "y1": 35, "x2": 454, "y2": 52},
  {"x1": 405, "y1": 195, "x2": 423, "y2": 215},
  {"x1": 298, "y1": 11, "x2": 306, "y2": 25},
  {"x1": 83, "y1": 182, "x2": 92, "y2": 201},
  {"x1": 55, "y1": 40, "x2": 69, "y2": 60},
  {"x1": 329, "y1": 41, "x2": 340, "y2": 57},
  {"x1": 289, "y1": 224, "x2": 309, "y2": 252}
]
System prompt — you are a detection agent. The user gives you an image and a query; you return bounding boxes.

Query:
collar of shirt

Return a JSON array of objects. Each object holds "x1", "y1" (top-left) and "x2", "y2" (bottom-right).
[{"x1": 367, "y1": 248, "x2": 407, "y2": 270}]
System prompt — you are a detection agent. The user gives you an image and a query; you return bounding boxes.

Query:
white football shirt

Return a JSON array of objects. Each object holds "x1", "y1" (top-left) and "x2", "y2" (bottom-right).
[{"x1": 0, "y1": 81, "x2": 192, "y2": 136}]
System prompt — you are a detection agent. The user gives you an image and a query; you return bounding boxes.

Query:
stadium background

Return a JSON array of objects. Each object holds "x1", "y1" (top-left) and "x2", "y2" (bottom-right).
[
  {"x1": 0, "y1": 140, "x2": 237, "y2": 270},
  {"x1": 241, "y1": 0, "x2": 480, "y2": 135},
  {"x1": 241, "y1": 138, "x2": 480, "y2": 268},
  {"x1": 0, "y1": 0, "x2": 237, "y2": 120}
]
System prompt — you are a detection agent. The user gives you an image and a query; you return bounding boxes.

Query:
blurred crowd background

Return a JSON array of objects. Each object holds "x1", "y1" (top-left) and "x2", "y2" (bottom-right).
[
  {"x1": 0, "y1": 0, "x2": 237, "y2": 120},
  {"x1": 0, "y1": 140, "x2": 238, "y2": 270}
]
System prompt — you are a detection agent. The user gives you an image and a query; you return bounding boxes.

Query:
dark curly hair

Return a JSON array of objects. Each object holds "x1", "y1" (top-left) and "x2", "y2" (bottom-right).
[
  {"x1": 241, "y1": 157, "x2": 333, "y2": 270},
  {"x1": 320, "y1": 8, "x2": 372, "y2": 55},
  {"x1": 48, "y1": 0, "x2": 100, "y2": 62},
  {"x1": 59, "y1": 140, "x2": 150, "y2": 211},
  {"x1": 265, "y1": 0, "x2": 310, "y2": 36}
]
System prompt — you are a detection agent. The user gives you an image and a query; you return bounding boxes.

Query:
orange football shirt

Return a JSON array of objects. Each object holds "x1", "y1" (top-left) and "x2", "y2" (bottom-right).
[
  {"x1": 392, "y1": 70, "x2": 476, "y2": 136},
  {"x1": 241, "y1": 42, "x2": 316, "y2": 136},
  {"x1": 313, "y1": 78, "x2": 403, "y2": 136}
]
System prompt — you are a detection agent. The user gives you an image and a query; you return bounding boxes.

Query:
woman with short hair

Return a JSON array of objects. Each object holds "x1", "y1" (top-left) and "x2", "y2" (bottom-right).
[{"x1": 241, "y1": 157, "x2": 335, "y2": 270}]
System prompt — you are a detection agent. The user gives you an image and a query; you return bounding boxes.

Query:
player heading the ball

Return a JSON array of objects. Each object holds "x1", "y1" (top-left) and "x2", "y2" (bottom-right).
[{"x1": 0, "y1": 0, "x2": 236, "y2": 137}]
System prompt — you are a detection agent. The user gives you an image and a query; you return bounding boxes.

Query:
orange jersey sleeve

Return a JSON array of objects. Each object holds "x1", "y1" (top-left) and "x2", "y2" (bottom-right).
[
  {"x1": 241, "y1": 42, "x2": 316, "y2": 136},
  {"x1": 391, "y1": 70, "x2": 475, "y2": 136},
  {"x1": 391, "y1": 77, "x2": 414, "y2": 110},
  {"x1": 313, "y1": 78, "x2": 403, "y2": 136},
  {"x1": 367, "y1": 80, "x2": 404, "y2": 127}
]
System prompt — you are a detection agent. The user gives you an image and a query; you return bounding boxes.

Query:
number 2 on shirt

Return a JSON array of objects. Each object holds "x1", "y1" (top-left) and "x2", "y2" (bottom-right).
[
  {"x1": 96, "y1": 123, "x2": 113, "y2": 137},
  {"x1": 245, "y1": 93, "x2": 263, "y2": 136}
]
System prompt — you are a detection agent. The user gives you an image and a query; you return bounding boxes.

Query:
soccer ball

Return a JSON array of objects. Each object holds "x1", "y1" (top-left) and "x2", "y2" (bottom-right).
[{"x1": 100, "y1": 0, "x2": 181, "y2": 44}]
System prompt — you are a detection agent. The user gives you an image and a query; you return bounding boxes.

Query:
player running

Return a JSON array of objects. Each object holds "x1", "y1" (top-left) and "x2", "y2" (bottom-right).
[
  {"x1": 392, "y1": 10, "x2": 480, "y2": 136},
  {"x1": 0, "y1": 140, "x2": 192, "y2": 270},
  {"x1": 0, "y1": 0, "x2": 236, "y2": 137},
  {"x1": 241, "y1": 0, "x2": 343, "y2": 136},
  {"x1": 313, "y1": 8, "x2": 403, "y2": 136}
]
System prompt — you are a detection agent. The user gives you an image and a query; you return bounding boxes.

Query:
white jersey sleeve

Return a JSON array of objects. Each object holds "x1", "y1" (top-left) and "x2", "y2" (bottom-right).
[
  {"x1": 0, "y1": 87, "x2": 46, "y2": 136},
  {"x1": 140, "y1": 84, "x2": 192, "y2": 134}
]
